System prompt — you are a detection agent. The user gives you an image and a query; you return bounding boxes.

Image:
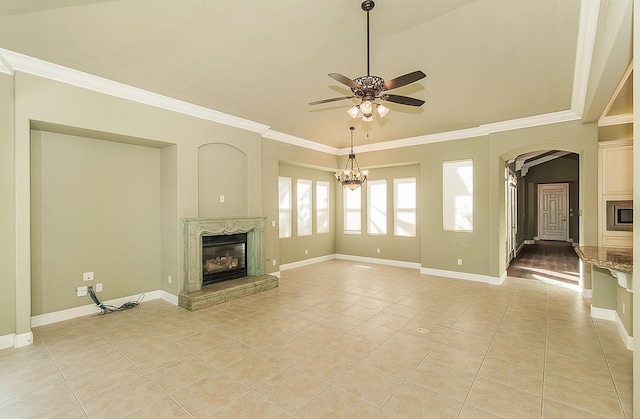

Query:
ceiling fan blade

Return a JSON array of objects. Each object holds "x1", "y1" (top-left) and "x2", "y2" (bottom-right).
[
  {"x1": 382, "y1": 94, "x2": 425, "y2": 107},
  {"x1": 309, "y1": 96, "x2": 353, "y2": 105},
  {"x1": 328, "y1": 73, "x2": 360, "y2": 89},
  {"x1": 383, "y1": 70, "x2": 426, "y2": 91}
]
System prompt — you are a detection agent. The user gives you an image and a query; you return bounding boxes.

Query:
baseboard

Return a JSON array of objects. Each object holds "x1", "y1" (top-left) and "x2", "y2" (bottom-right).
[
  {"x1": 567, "y1": 238, "x2": 573, "y2": 243},
  {"x1": 615, "y1": 312, "x2": 634, "y2": 351},
  {"x1": 524, "y1": 240, "x2": 535, "y2": 245},
  {"x1": 281, "y1": 255, "x2": 506, "y2": 285},
  {"x1": 590, "y1": 305, "x2": 617, "y2": 321},
  {"x1": 591, "y1": 306, "x2": 633, "y2": 350},
  {"x1": 0, "y1": 333, "x2": 14, "y2": 350},
  {"x1": 160, "y1": 290, "x2": 179, "y2": 305},
  {"x1": 14, "y1": 331, "x2": 33, "y2": 348},
  {"x1": 31, "y1": 289, "x2": 176, "y2": 328},
  {"x1": 516, "y1": 242, "x2": 526, "y2": 255},
  {"x1": 280, "y1": 254, "x2": 336, "y2": 271},
  {"x1": 336, "y1": 254, "x2": 421, "y2": 270},
  {"x1": 420, "y1": 267, "x2": 505, "y2": 285},
  {"x1": 582, "y1": 288, "x2": 592, "y2": 298},
  {"x1": 533, "y1": 236, "x2": 539, "y2": 241}
]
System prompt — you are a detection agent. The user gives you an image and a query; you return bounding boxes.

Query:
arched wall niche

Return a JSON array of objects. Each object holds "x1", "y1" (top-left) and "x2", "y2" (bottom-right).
[{"x1": 198, "y1": 143, "x2": 248, "y2": 217}]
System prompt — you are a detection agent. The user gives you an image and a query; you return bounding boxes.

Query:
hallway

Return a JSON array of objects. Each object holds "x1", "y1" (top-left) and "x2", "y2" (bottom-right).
[{"x1": 507, "y1": 241, "x2": 580, "y2": 287}]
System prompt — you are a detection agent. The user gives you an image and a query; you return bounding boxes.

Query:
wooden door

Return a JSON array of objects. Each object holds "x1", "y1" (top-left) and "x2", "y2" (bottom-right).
[{"x1": 538, "y1": 183, "x2": 568, "y2": 241}]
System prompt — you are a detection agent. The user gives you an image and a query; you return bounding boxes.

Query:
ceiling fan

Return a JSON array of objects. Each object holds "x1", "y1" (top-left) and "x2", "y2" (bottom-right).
[{"x1": 309, "y1": 0, "x2": 426, "y2": 122}]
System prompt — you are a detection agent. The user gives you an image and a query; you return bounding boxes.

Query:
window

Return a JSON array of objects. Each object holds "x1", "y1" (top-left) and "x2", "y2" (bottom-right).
[
  {"x1": 297, "y1": 179, "x2": 312, "y2": 236},
  {"x1": 343, "y1": 187, "x2": 361, "y2": 234},
  {"x1": 443, "y1": 159, "x2": 473, "y2": 231},
  {"x1": 367, "y1": 179, "x2": 387, "y2": 235},
  {"x1": 394, "y1": 177, "x2": 416, "y2": 237},
  {"x1": 278, "y1": 177, "x2": 292, "y2": 238},
  {"x1": 316, "y1": 181, "x2": 330, "y2": 234}
]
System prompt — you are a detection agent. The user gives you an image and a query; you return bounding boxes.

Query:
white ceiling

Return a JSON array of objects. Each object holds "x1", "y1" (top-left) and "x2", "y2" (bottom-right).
[{"x1": 0, "y1": 0, "x2": 631, "y2": 149}]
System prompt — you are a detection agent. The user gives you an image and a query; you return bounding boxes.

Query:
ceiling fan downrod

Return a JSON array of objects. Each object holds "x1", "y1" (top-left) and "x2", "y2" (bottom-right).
[{"x1": 362, "y1": 0, "x2": 375, "y2": 77}]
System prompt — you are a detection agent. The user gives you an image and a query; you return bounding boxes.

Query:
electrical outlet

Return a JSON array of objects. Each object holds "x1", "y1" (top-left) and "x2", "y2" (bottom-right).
[
  {"x1": 272, "y1": 259, "x2": 276, "y2": 266},
  {"x1": 168, "y1": 275, "x2": 172, "y2": 284},
  {"x1": 96, "y1": 283, "x2": 103, "y2": 292},
  {"x1": 376, "y1": 248, "x2": 380, "y2": 254},
  {"x1": 271, "y1": 220, "x2": 276, "y2": 227},
  {"x1": 623, "y1": 303, "x2": 626, "y2": 314},
  {"x1": 76, "y1": 286, "x2": 87, "y2": 297},
  {"x1": 219, "y1": 195, "x2": 225, "y2": 203},
  {"x1": 83, "y1": 272, "x2": 94, "y2": 281},
  {"x1": 305, "y1": 249, "x2": 308, "y2": 255},
  {"x1": 457, "y1": 259, "x2": 463, "y2": 266}
]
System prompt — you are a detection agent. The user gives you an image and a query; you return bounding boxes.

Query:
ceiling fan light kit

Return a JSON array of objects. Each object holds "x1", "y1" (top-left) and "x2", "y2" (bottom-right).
[
  {"x1": 309, "y1": 0, "x2": 426, "y2": 122},
  {"x1": 336, "y1": 127, "x2": 368, "y2": 190}
]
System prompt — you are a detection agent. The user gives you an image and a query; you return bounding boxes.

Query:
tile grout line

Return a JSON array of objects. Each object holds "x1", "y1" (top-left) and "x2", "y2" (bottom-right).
[
  {"x1": 454, "y1": 288, "x2": 515, "y2": 418},
  {"x1": 591, "y1": 314, "x2": 629, "y2": 419},
  {"x1": 34, "y1": 327, "x2": 92, "y2": 418},
  {"x1": 83, "y1": 313, "x2": 200, "y2": 419}
]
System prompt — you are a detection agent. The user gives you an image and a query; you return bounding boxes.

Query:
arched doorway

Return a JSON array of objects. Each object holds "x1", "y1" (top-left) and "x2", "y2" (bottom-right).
[{"x1": 505, "y1": 150, "x2": 580, "y2": 288}]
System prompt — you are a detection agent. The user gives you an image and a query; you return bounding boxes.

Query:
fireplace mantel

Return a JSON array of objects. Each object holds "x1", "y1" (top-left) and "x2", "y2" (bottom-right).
[{"x1": 182, "y1": 216, "x2": 266, "y2": 292}]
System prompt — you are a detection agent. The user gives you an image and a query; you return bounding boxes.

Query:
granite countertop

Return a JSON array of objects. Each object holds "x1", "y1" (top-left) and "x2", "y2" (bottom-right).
[{"x1": 575, "y1": 246, "x2": 633, "y2": 273}]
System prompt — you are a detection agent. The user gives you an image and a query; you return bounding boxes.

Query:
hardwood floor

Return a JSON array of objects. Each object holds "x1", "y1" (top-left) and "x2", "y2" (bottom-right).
[{"x1": 507, "y1": 241, "x2": 580, "y2": 286}]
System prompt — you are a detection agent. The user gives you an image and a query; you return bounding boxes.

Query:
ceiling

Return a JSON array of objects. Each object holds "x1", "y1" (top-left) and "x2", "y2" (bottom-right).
[{"x1": 0, "y1": 0, "x2": 632, "y2": 149}]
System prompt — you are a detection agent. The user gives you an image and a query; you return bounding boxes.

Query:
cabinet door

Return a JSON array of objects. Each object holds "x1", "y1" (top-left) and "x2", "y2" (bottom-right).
[{"x1": 601, "y1": 144, "x2": 633, "y2": 195}]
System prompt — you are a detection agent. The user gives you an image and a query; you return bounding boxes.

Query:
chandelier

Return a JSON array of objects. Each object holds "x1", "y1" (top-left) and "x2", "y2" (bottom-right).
[{"x1": 335, "y1": 127, "x2": 368, "y2": 190}]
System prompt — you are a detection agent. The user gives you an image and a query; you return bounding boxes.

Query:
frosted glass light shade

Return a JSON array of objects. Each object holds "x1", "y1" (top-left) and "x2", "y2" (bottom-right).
[{"x1": 376, "y1": 103, "x2": 389, "y2": 117}]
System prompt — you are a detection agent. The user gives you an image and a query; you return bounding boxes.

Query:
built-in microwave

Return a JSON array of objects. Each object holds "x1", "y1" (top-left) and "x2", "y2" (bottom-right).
[{"x1": 606, "y1": 200, "x2": 633, "y2": 231}]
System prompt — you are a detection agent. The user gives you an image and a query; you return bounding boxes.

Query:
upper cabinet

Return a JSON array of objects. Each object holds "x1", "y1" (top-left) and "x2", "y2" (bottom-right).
[{"x1": 598, "y1": 139, "x2": 633, "y2": 247}]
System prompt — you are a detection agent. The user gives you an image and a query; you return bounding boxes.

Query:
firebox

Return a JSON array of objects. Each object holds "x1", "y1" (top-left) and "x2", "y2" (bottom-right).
[{"x1": 202, "y1": 233, "x2": 248, "y2": 285}]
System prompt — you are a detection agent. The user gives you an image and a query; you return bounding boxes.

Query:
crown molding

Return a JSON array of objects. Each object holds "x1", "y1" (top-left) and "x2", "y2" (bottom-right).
[
  {"x1": 345, "y1": 127, "x2": 487, "y2": 155},
  {"x1": 570, "y1": 0, "x2": 601, "y2": 117},
  {"x1": 0, "y1": 48, "x2": 269, "y2": 134},
  {"x1": 479, "y1": 110, "x2": 581, "y2": 134},
  {"x1": 598, "y1": 113, "x2": 633, "y2": 127},
  {"x1": 599, "y1": 60, "x2": 633, "y2": 121},
  {"x1": 1, "y1": 47, "x2": 587, "y2": 157},
  {"x1": 0, "y1": 52, "x2": 13, "y2": 75},
  {"x1": 262, "y1": 129, "x2": 339, "y2": 155},
  {"x1": 342, "y1": 111, "x2": 581, "y2": 155}
]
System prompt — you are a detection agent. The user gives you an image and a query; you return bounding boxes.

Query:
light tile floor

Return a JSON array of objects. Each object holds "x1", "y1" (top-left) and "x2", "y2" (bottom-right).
[{"x1": 0, "y1": 260, "x2": 633, "y2": 418}]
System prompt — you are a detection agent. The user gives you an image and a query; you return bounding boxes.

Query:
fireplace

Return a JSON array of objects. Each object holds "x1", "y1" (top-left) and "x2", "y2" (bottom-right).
[
  {"x1": 182, "y1": 217, "x2": 267, "y2": 292},
  {"x1": 202, "y1": 233, "x2": 247, "y2": 285},
  {"x1": 180, "y1": 217, "x2": 277, "y2": 311}
]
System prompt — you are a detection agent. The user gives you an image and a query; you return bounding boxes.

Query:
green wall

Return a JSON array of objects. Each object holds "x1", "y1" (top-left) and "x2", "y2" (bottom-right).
[
  {"x1": 616, "y1": 283, "x2": 633, "y2": 337},
  {"x1": 11, "y1": 71, "x2": 265, "y2": 335},
  {"x1": 0, "y1": 73, "x2": 16, "y2": 336},
  {"x1": 260, "y1": 138, "x2": 338, "y2": 273},
  {"x1": 353, "y1": 136, "x2": 492, "y2": 276},
  {"x1": 335, "y1": 164, "x2": 421, "y2": 264},
  {"x1": 198, "y1": 143, "x2": 248, "y2": 217},
  {"x1": 30, "y1": 131, "x2": 162, "y2": 315},
  {"x1": 278, "y1": 163, "x2": 336, "y2": 265}
]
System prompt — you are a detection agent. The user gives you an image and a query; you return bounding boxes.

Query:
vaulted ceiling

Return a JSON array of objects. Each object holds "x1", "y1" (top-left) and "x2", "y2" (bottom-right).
[{"x1": 0, "y1": 0, "x2": 632, "y2": 149}]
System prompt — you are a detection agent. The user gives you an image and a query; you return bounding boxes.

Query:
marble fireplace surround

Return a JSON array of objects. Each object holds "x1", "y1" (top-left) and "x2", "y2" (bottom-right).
[{"x1": 182, "y1": 216, "x2": 267, "y2": 293}]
